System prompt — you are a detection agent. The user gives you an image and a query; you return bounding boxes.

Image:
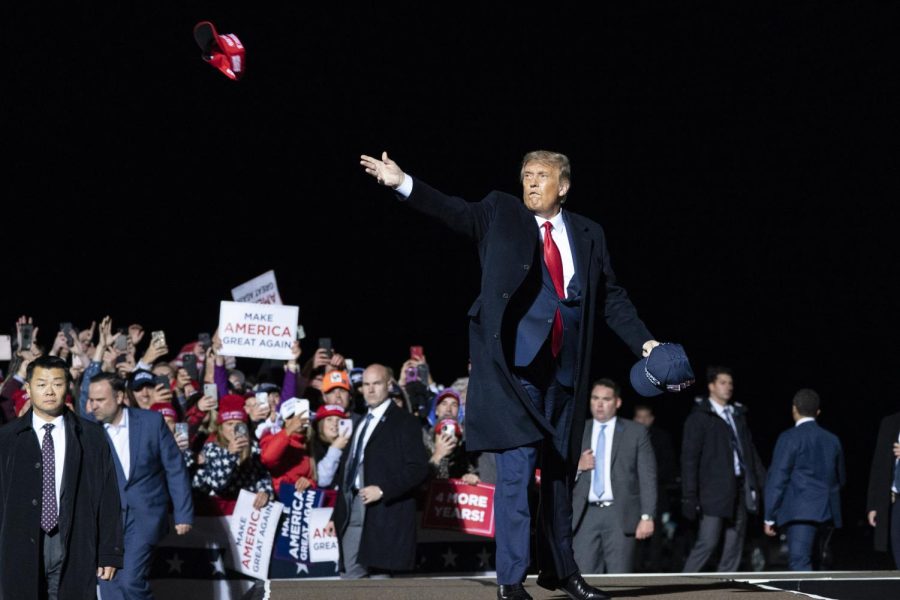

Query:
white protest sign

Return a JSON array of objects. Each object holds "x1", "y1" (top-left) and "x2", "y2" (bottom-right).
[
  {"x1": 219, "y1": 301, "x2": 299, "y2": 360},
  {"x1": 231, "y1": 270, "x2": 283, "y2": 305},
  {"x1": 307, "y1": 507, "x2": 339, "y2": 563},
  {"x1": 227, "y1": 489, "x2": 285, "y2": 579}
]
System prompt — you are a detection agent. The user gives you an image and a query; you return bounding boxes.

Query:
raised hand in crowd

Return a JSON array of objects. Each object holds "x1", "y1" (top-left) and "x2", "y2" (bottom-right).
[
  {"x1": 196, "y1": 394, "x2": 217, "y2": 413},
  {"x1": 14, "y1": 347, "x2": 41, "y2": 379},
  {"x1": 331, "y1": 428, "x2": 351, "y2": 450},
  {"x1": 399, "y1": 355, "x2": 434, "y2": 388},
  {"x1": 115, "y1": 354, "x2": 135, "y2": 379},
  {"x1": 312, "y1": 348, "x2": 332, "y2": 370},
  {"x1": 151, "y1": 383, "x2": 175, "y2": 406},
  {"x1": 295, "y1": 477, "x2": 313, "y2": 492},
  {"x1": 246, "y1": 396, "x2": 271, "y2": 422},
  {"x1": 175, "y1": 430, "x2": 191, "y2": 452},
  {"x1": 252, "y1": 491, "x2": 271, "y2": 510},
  {"x1": 286, "y1": 340, "x2": 301, "y2": 373},
  {"x1": 49, "y1": 330, "x2": 69, "y2": 358},
  {"x1": 78, "y1": 320, "x2": 96, "y2": 352},
  {"x1": 93, "y1": 316, "x2": 113, "y2": 364},
  {"x1": 15, "y1": 315, "x2": 39, "y2": 351},
  {"x1": 431, "y1": 431, "x2": 458, "y2": 465},
  {"x1": 460, "y1": 473, "x2": 481, "y2": 485},
  {"x1": 228, "y1": 434, "x2": 249, "y2": 455},
  {"x1": 128, "y1": 323, "x2": 145, "y2": 346},
  {"x1": 141, "y1": 331, "x2": 169, "y2": 366},
  {"x1": 283, "y1": 412, "x2": 309, "y2": 436},
  {"x1": 175, "y1": 368, "x2": 191, "y2": 395}
]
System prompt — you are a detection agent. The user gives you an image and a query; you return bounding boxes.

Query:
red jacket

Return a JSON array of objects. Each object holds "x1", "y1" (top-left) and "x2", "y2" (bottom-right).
[{"x1": 260, "y1": 429, "x2": 316, "y2": 494}]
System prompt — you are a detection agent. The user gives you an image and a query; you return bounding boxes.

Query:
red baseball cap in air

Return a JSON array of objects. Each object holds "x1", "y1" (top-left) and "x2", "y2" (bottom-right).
[{"x1": 193, "y1": 21, "x2": 246, "y2": 81}]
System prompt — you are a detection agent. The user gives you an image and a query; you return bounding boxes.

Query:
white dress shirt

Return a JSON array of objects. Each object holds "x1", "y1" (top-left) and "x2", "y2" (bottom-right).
[
  {"x1": 534, "y1": 211, "x2": 575, "y2": 296},
  {"x1": 710, "y1": 399, "x2": 742, "y2": 476},
  {"x1": 350, "y1": 399, "x2": 392, "y2": 489},
  {"x1": 395, "y1": 174, "x2": 575, "y2": 295},
  {"x1": 588, "y1": 416, "x2": 616, "y2": 503},
  {"x1": 33, "y1": 412, "x2": 66, "y2": 510},
  {"x1": 105, "y1": 408, "x2": 131, "y2": 481},
  {"x1": 795, "y1": 417, "x2": 815, "y2": 427}
]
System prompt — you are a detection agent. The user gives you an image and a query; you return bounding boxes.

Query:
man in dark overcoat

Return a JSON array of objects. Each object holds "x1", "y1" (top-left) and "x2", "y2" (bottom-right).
[
  {"x1": 0, "y1": 355, "x2": 123, "y2": 599},
  {"x1": 361, "y1": 150, "x2": 661, "y2": 600}
]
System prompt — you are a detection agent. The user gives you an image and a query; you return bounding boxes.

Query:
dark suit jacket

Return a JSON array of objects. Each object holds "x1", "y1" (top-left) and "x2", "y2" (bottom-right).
[
  {"x1": 764, "y1": 420, "x2": 844, "y2": 527},
  {"x1": 572, "y1": 418, "x2": 657, "y2": 534},
  {"x1": 404, "y1": 178, "x2": 653, "y2": 466},
  {"x1": 867, "y1": 411, "x2": 900, "y2": 551},
  {"x1": 681, "y1": 397, "x2": 766, "y2": 519},
  {"x1": 0, "y1": 409, "x2": 123, "y2": 600},
  {"x1": 110, "y1": 408, "x2": 193, "y2": 544},
  {"x1": 332, "y1": 402, "x2": 428, "y2": 572}
]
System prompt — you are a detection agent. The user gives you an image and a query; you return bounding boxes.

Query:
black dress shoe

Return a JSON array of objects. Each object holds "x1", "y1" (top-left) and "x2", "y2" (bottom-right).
[
  {"x1": 497, "y1": 583, "x2": 533, "y2": 600},
  {"x1": 557, "y1": 573, "x2": 611, "y2": 600},
  {"x1": 536, "y1": 571, "x2": 560, "y2": 591}
]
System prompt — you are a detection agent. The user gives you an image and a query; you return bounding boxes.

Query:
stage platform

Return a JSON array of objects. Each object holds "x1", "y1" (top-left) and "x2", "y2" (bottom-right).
[{"x1": 260, "y1": 571, "x2": 900, "y2": 600}]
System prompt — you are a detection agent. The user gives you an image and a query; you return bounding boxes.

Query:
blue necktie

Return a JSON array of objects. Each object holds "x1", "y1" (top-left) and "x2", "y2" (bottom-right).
[
  {"x1": 593, "y1": 424, "x2": 607, "y2": 499},
  {"x1": 345, "y1": 413, "x2": 373, "y2": 491},
  {"x1": 893, "y1": 459, "x2": 900, "y2": 492}
]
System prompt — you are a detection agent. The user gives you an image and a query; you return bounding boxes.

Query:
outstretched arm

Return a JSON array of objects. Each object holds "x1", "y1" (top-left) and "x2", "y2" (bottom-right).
[
  {"x1": 360, "y1": 151, "x2": 495, "y2": 240},
  {"x1": 360, "y1": 151, "x2": 406, "y2": 188}
]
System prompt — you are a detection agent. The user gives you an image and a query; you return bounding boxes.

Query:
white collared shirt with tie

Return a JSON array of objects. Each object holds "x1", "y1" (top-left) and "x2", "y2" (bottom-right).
[
  {"x1": 534, "y1": 211, "x2": 575, "y2": 295},
  {"x1": 710, "y1": 399, "x2": 742, "y2": 476},
  {"x1": 348, "y1": 399, "x2": 391, "y2": 489},
  {"x1": 589, "y1": 416, "x2": 616, "y2": 503},
  {"x1": 33, "y1": 413, "x2": 66, "y2": 510},
  {"x1": 395, "y1": 174, "x2": 576, "y2": 295}
]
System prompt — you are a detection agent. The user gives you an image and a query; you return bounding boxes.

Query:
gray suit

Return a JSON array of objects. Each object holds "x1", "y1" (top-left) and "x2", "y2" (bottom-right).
[{"x1": 571, "y1": 418, "x2": 657, "y2": 573}]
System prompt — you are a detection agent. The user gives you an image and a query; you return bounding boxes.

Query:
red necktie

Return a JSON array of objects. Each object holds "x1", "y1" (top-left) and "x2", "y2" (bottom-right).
[{"x1": 542, "y1": 221, "x2": 565, "y2": 357}]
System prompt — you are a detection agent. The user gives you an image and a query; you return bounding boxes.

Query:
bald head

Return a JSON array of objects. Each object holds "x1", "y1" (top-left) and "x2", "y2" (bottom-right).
[{"x1": 362, "y1": 364, "x2": 390, "y2": 409}]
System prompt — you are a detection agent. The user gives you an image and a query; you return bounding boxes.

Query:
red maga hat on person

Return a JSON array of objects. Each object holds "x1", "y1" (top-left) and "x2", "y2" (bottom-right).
[
  {"x1": 314, "y1": 405, "x2": 348, "y2": 421},
  {"x1": 149, "y1": 401, "x2": 178, "y2": 421},
  {"x1": 217, "y1": 394, "x2": 248, "y2": 423},
  {"x1": 193, "y1": 21, "x2": 246, "y2": 81}
]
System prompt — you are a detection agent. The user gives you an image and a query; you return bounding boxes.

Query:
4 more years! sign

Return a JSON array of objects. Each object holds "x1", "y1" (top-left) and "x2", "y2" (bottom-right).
[
  {"x1": 421, "y1": 479, "x2": 495, "y2": 538},
  {"x1": 218, "y1": 301, "x2": 298, "y2": 360}
]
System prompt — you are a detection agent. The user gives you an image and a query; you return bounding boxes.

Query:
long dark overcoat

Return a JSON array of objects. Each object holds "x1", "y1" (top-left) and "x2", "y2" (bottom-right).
[
  {"x1": 404, "y1": 178, "x2": 652, "y2": 467},
  {"x1": 0, "y1": 408, "x2": 123, "y2": 599}
]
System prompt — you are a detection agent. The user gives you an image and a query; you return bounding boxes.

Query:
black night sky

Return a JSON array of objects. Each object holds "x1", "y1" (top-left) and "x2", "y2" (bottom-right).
[{"x1": 5, "y1": 4, "x2": 900, "y2": 567}]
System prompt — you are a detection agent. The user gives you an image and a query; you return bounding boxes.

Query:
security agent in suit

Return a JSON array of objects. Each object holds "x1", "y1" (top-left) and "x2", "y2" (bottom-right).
[
  {"x1": 86, "y1": 372, "x2": 193, "y2": 600},
  {"x1": 866, "y1": 410, "x2": 900, "y2": 567},
  {"x1": 763, "y1": 389, "x2": 845, "y2": 571},
  {"x1": 681, "y1": 366, "x2": 766, "y2": 573},
  {"x1": 0, "y1": 355, "x2": 123, "y2": 600},
  {"x1": 361, "y1": 151, "x2": 662, "y2": 600},
  {"x1": 571, "y1": 379, "x2": 657, "y2": 573},
  {"x1": 329, "y1": 364, "x2": 429, "y2": 578}
]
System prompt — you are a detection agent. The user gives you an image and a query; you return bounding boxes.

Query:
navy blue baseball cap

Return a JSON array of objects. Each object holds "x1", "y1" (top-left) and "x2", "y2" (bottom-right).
[
  {"x1": 349, "y1": 367, "x2": 365, "y2": 387},
  {"x1": 129, "y1": 369, "x2": 155, "y2": 391},
  {"x1": 630, "y1": 343, "x2": 695, "y2": 397}
]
